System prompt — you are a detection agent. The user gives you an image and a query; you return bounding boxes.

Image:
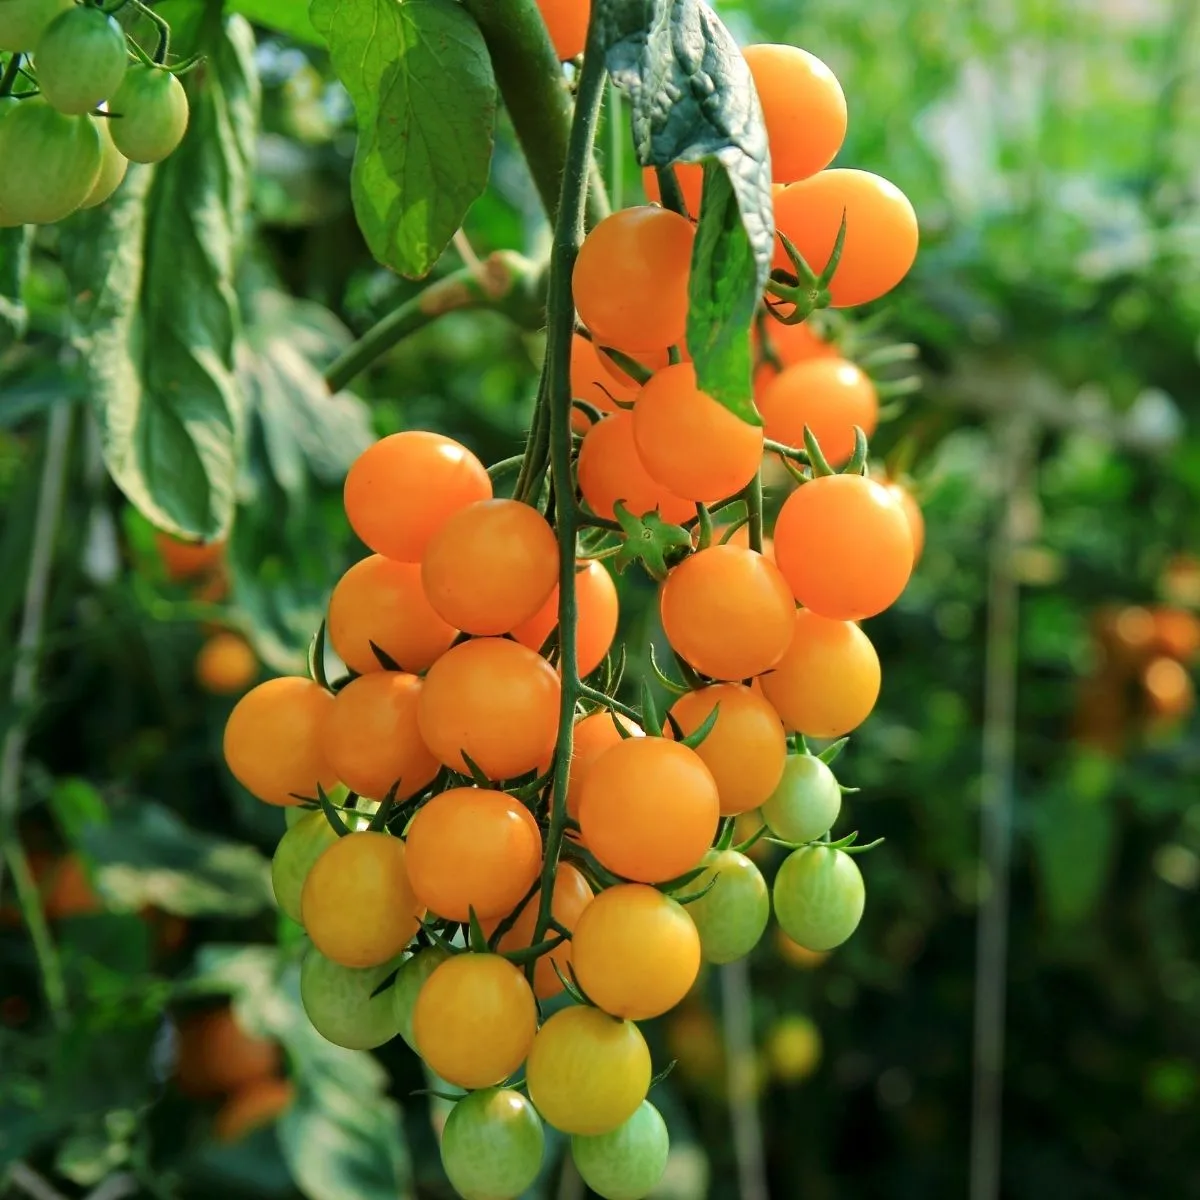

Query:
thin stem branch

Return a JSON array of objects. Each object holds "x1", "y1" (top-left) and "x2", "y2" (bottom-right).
[
  {"x1": 746, "y1": 470, "x2": 764, "y2": 553},
  {"x1": 0, "y1": 53, "x2": 23, "y2": 96},
  {"x1": 531, "y1": 23, "x2": 608, "y2": 953}
]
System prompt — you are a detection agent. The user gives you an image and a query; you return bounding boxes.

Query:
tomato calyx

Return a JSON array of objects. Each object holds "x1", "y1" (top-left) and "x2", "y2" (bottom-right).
[
  {"x1": 611, "y1": 503, "x2": 692, "y2": 579},
  {"x1": 766, "y1": 210, "x2": 850, "y2": 320}
]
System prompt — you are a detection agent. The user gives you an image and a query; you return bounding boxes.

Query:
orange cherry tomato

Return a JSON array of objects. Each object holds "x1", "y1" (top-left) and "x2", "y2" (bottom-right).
[
  {"x1": 754, "y1": 318, "x2": 837, "y2": 397},
  {"x1": 301, "y1": 832, "x2": 419, "y2": 967},
  {"x1": 412, "y1": 953, "x2": 538, "y2": 1090},
  {"x1": 573, "y1": 206, "x2": 695, "y2": 354},
  {"x1": 758, "y1": 609, "x2": 880, "y2": 738},
  {"x1": 773, "y1": 474, "x2": 913, "y2": 620},
  {"x1": 155, "y1": 531, "x2": 224, "y2": 580},
  {"x1": 1143, "y1": 655, "x2": 1194, "y2": 719},
  {"x1": 328, "y1": 555, "x2": 457, "y2": 675},
  {"x1": 212, "y1": 1078, "x2": 295, "y2": 1143},
  {"x1": 223, "y1": 677, "x2": 338, "y2": 806},
  {"x1": 484, "y1": 862, "x2": 594, "y2": 998},
  {"x1": 545, "y1": 709, "x2": 645, "y2": 823},
  {"x1": 577, "y1": 413, "x2": 694, "y2": 525},
  {"x1": 578, "y1": 737, "x2": 719, "y2": 883},
  {"x1": 571, "y1": 333, "x2": 636, "y2": 433},
  {"x1": 418, "y1": 638, "x2": 560, "y2": 779},
  {"x1": 742, "y1": 45, "x2": 847, "y2": 183},
  {"x1": 882, "y1": 480, "x2": 925, "y2": 564},
  {"x1": 668, "y1": 684, "x2": 787, "y2": 815},
  {"x1": 535, "y1": 0, "x2": 590, "y2": 58},
  {"x1": 597, "y1": 343, "x2": 675, "y2": 389},
  {"x1": 758, "y1": 357, "x2": 878, "y2": 466},
  {"x1": 321, "y1": 673, "x2": 439, "y2": 801},
  {"x1": 512, "y1": 560, "x2": 619, "y2": 677},
  {"x1": 631, "y1": 363, "x2": 763, "y2": 503},
  {"x1": 774, "y1": 169, "x2": 919, "y2": 308},
  {"x1": 642, "y1": 163, "x2": 705, "y2": 215},
  {"x1": 195, "y1": 632, "x2": 258, "y2": 695},
  {"x1": 659, "y1": 544, "x2": 795, "y2": 680},
  {"x1": 175, "y1": 1005, "x2": 280, "y2": 1098},
  {"x1": 570, "y1": 884, "x2": 700, "y2": 1020},
  {"x1": 344, "y1": 431, "x2": 491, "y2": 563},
  {"x1": 717, "y1": 524, "x2": 775, "y2": 562},
  {"x1": 1151, "y1": 607, "x2": 1200, "y2": 664},
  {"x1": 404, "y1": 787, "x2": 543, "y2": 922},
  {"x1": 421, "y1": 499, "x2": 559, "y2": 636}
]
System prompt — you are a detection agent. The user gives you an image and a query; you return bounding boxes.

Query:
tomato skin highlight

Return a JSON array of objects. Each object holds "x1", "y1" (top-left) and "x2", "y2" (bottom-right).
[
  {"x1": 33, "y1": 7, "x2": 127, "y2": 116},
  {"x1": 222, "y1": 677, "x2": 338, "y2": 807},
  {"x1": 0, "y1": 99, "x2": 101, "y2": 225},
  {"x1": 525, "y1": 1006, "x2": 651, "y2": 1136},
  {"x1": 571, "y1": 1100, "x2": 671, "y2": 1200},
  {"x1": 404, "y1": 787, "x2": 543, "y2": 922},
  {"x1": 418, "y1": 638, "x2": 560, "y2": 779},
  {"x1": 758, "y1": 609, "x2": 881, "y2": 739},
  {"x1": 108, "y1": 65, "x2": 190, "y2": 163},
  {"x1": 441, "y1": 1087, "x2": 546, "y2": 1200},
  {"x1": 412, "y1": 953, "x2": 538, "y2": 1090},
  {"x1": 344, "y1": 431, "x2": 491, "y2": 564},
  {"x1": 578, "y1": 737, "x2": 720, "y2": 884},
  {"x1": 570, "y1": 884, "x2": 701, "y2": 1020},
  {"x1": 422, "y1": 498, "x2": 559, "y2": 635},
  {"x1": 773, "y1": 844, "x2": 865, "y2": 951},
  {"x1": 512, "y1": 559, "x2": 619, "y2": 677},
  {"x1": 773, "y1": 473, "x2": 914, "y2": 621}
]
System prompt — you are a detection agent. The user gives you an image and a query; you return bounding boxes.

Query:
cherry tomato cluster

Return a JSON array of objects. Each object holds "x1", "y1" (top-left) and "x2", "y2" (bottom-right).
[{"x1": 0, "y1": 1, "x2": 189, "y2": 227}]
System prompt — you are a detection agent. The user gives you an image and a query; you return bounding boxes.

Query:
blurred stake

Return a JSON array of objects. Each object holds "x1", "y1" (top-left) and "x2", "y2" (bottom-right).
[
  {"x1": 721, "y1": 959, "x2": 769, "y2": 1200},
  {"x1": 969, "y1": 414, "x2": 1037, "y2": 1200},
  {"x1": 6, "y1": 1162, "x2": 69, "y2": 1200},
  {"x1": 0, "y1": 403, "x2": 74, "y2": 1028}
]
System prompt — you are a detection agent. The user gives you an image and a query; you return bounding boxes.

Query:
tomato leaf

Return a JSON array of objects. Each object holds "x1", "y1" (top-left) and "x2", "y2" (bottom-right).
[
  {"x1": 0, "y1": 225, "x2": 31, "y2": 351},
  {"x1": 597, "y1": 0, "x2": 773, "y2": 420},
  {"x1": 61, "y1": 17, "x2": 259, "y2": 540},
  {"x1": 227, "y1": 0, "x2": 323, "y2": 44},
  {"x1": 310, "y1": 0, "x2": 497, "y2": 279}
]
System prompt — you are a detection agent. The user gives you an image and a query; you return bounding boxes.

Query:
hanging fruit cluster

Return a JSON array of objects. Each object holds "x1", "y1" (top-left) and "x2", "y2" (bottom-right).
[
  {"x1": 0, "y1": 1, "x2": 190, "y2": 227},
  {"x1": 214, "y1": 14, "x2": 923, "y2": 1200}
]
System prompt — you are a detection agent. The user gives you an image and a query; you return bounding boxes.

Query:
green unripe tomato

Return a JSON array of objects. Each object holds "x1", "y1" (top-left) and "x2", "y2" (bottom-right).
[
  {"x1": 762, "y1": 753, "x2": 842, "y2": 844},
  {"x1": 773, "y1": 845, "x2": 864, "y2": 952},
  {"x1": 440, "y1": 1087, "x2": 545, "y2": 1200},
  {"x1": 80, "y1": 117, "x2": 129, "y2": 209},
  {"x1": 571, "y1": 1101, "x2": 670, "y2": 1200},
  {"x1": 109, "y1": 65, "x2": 189, "y2": 163},
  {"x1": 0, "y1": 0, "x2": 72, "y2": 52},
  {"x1": 684, "y1": 849, "x2": 769, "y2": 964},
  {"x1": 0, "y1": 98, "x2": 100, "y2": 223},
  {"x1": 33, "y1": 6, "x2": 127, "y2": 115},
  {"x1": 392, "y1": 946, "x2": 451, "y2": 1050},
  {"x1": 299, "y1": 947, "x2": 403, "y2": 1050},
  {"x1": 271, "y1": 808, "x2": 341, "y2": 923}
]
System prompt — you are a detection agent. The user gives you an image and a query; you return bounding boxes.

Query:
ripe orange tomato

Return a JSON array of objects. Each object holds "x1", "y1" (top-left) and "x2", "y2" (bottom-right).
[
  {"x1": 535, "y1": 0, "x2": 589, "y2": 59},
  {"x1": 774, "y1": 169, "x2": 919, "y2": 307},
  {"x1": 642, "y1": 163, "x2": 705, "y2": 215},
  {"x1": 571, "y1": 333, "x2": 636, "y2": 432},
  {"x1": 343, "y1": 432, "x2": 491, "y2": 563},
  {"x1": 578, "y1": 737, "x2": 719, "y2": 883},
  {"x1": 174, "y1": 1006, "x2": 280, "y2": 1098},
  {"x1": 195, "y1": 632, "x2": 258, "y2": 695},
  {"x1": 717, "y1": 524, "x2": 776, "y2": 561},
  {"x1": 418, "y1": 638, "x2": 560, "y2": 779},
  {"x1": 155, "y1": 531, "x2": 224, "y2": 580},
  {"x1": 570, "y1": 884, "x2": 700, "y2": 1020},
  {"x1": 548, "y1": 709, "x2": 645, "y2": 823},
  {"x1": 754, "y1": 318, "x2": 837, "y2": 397},
  {"x1": 404, "y1": 788, "x2": 542, "y2": 921},
  {"x1": 300, "y1": 832, "x2": 419, "y2": 967},
  {"x1": 773, "y1": 475, "x2": 913, "y2": 620},
  {"x1": 632, "y1": 363, "x2": 763, "y2": 503},
  {"x1": 577, "y1": 413, "x2": 694, "y2": 525},
  {"x1": 659, "y1": 544, "x2": 795, "y2": 680},
  {"x1": 321, "y1": 673, "x2": 439, "y2": 801},
  {"x1": 758, "y1": 358, "x2": 878, "y2": 466},
  {"x1": 1151, "y1": 607, "x2": 1200, "y2": 664},
  {"x1": 1142, "y1": 655, "x2": 1194, "y2": 719},
  {"x1": 328, "y1": 555, "x2": 457, "y2": 675},
  {"x1": 668, "y1": 684, "x2": 787, "y2": 815},
  {"x1": 525, "y1": 1005, "x2": 650, "y2": 1135},
  {"x1": 573, "y1": 206, "x2": 695, "y2": 354},
  {"x1": 213, "y1": 1078, "x2": 295, "y2": 1143},
  {"x1": 512, "y1": 560, "x2": 619, "y2": 676},
  {"x1": 742, "y1": 45, "x2": 847, "y2": 183},
  {"x1": 882, "y1": 479, "x2": 925, "y2": 564},
  {"x1": 758, "y1": 609, "x2": 880, "y2": 737},
  {"x1": 597, "y1": 343, "x2": 675, "y2": 389},
  {"x1": 223, "y1": 677, "x2": 338, "y2": 806},
  {"x1": 422, "y1": 499, "x2": 559, "y2": 635},
  {"x1": 412, "y1": 953, "x2": 538, "y2": 1090},
  {"x1": 484, "y1": 862, "x2": 594, "y2": 998}
]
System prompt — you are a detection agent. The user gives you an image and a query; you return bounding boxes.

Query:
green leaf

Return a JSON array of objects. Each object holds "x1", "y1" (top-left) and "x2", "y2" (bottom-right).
[
  {"x1": 598, "y1": 0, "x2": 773, "y2": 418},
  {"x1": 60, "y1": 17, "x2": 260, "y2": 540},
  {"x1": 310, "y1": 0, "x2": 497, "y2": 279},
  {"x1": 0, "y1": 225, "x2": 32, "y2": 351},
  {"x1": 227, "y1": 0, "x2": 323, "y2": 43},
  {"x1": 78, "y1": 801, "x2": 273, "y2": 917}
]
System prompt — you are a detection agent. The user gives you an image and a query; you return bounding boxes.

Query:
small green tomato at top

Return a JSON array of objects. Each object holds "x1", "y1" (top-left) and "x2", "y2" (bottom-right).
[
  {"x1": 773, "y1": 844, "x2": 865, "y2": 952},
  {"x1": 33, "y1": 6, "x2": 128, "y2": 115},
  {"x1": 761, "y1": 752, "x2": 842, "y2": 844},
  {"x1": 571, "y1": 1100, "x2": 670, "y2": 1200},
  {"x1": 683, "y1": 849, "x2": 769, "y2": 964},
  {"x1": 440, "y1": 1087, "x2": 545, "y2": 1200},
  {"x1": 108, "y1": 65, "x2": 190, "y2": 164}
]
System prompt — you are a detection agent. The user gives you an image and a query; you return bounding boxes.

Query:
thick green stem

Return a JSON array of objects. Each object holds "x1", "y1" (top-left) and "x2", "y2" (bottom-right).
[
  {"x1": 460, "y1": 0, "x2": 609, "y2": 230},
  {"x1": 530, "y1": 25, "x2": 608, "y2": 952},
  {"x1": 324, "y1": 252, "x2": 543, "y2": 394},
  {"x1": 746, "y1": 469, "x2": 764, "y2": 554},
  {"x1": 0, "y1": 54, "x2": 23, "y2": 97}
]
